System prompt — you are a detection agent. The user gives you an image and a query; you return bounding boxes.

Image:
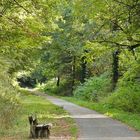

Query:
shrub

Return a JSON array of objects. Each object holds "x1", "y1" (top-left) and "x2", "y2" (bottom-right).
[
  {"x1": 104, "y1": 83, "x2": 140, "y2": 113},
  {"x1": 74, "y1": 73, "x2": 111, "y2": 101},
  {"x1": 0, "y1": 59, "x2": 20, "y2": 130},
  {"x1": 0, "y1": 93, "x2": 20, "y2": 129},
  {"x1": 104, "y1": 61, "x2": 140, "y2": 113},
  {"x1": 42, "y1": 79, "x2": 58, "y2": 93},
  {"x1": 42, "y1": 78, "x2": 74, "y2": 96}
]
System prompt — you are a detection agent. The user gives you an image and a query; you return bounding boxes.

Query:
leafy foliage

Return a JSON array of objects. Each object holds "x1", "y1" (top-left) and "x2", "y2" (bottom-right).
[
  {"x1": 0, "y1": 0, "x2": 140, "y2": 133},
  {"x1": 105, "y1": 84, "x2": 140, "y2": 113},
  {"x1": 0, "y1": 57, "x2": 20, "y2": 129},
  {"x1": 0, "y1": 0, "x2": 65, "y2": 131},
  {"x1": 105, "y1": 58, "x2": 140, "y2": 113},
  {"x1": 74, "y1": 73, "x2": 111, "y2": 101}
]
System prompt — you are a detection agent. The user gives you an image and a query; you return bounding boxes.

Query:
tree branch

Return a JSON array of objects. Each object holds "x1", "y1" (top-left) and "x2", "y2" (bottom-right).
[
  {"x1": 0, "y1": 0, "x2": 12, "y2": 17},
  {"x1": 97, "y1": 40, "x2": 140, "y2": 50},
  {"x1": 129, "y1": 44, "x2": 140, "y2": 50},
  {"x1": 114, "y1": 0, "x2": 131, "y2": 7},
  {"x1": 5, "y1": 17, "x2": 39, "y2": 38},
  {"x1": 12, "y1": 0, "x2": 31, "y2": 13}
]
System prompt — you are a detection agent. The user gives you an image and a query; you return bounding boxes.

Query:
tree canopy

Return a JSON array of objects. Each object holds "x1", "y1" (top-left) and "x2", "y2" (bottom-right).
[{"x1": 0, "y1": 0, "x2": 140, "y2": 128}]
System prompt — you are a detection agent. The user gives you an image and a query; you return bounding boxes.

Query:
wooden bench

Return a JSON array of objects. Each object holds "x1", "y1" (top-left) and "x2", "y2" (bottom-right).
[{"x1": 28, "y1": 115, "x2": 52, "y2": 139}]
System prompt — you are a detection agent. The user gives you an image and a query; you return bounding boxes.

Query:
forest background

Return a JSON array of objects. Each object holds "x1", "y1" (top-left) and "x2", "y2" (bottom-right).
[{"x1": 0, "y1": 0, "x2": 140, "y2": 136}]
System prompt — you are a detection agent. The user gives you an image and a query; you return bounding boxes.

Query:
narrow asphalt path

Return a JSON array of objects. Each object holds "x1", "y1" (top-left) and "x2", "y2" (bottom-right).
[{"x1": 36, "y1": 93, "x2": 140, "y2": 140}]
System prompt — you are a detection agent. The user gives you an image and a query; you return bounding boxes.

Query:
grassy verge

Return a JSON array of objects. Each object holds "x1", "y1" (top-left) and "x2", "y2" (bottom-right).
[
  {"x1": 0, "y1": 90, "x2": 77, "y2": 140},
  {"x1": 61, "y1": 96, "x2": 140, "y2": 132}
]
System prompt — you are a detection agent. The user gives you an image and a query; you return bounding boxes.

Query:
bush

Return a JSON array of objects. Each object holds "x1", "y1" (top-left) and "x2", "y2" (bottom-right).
[
  {"x1": 0, "y1": 59, "x2": 20, "y2": 130},
  {"x1": 74, "y1": 73, "x2": 111, "y2": 101},
  {"x1": 0, "y1": 93, "x2": 20, "y2": 129},
  {"x1": 104, "y1": 62, "x2": 140, "y2": 113},
  {"x1": 42, "y1": 78, "x2": 74, "y2": 96},
  {"x1": 43, "y1": 79, "x2": 58, "y2": 93},
  {"x1": 105, "y1": 83, "x2": 140, "y2": 113}
]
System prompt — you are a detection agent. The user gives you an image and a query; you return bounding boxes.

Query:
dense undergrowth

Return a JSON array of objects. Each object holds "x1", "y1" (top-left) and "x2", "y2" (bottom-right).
[
  {"x1": 105, "y1": 62, "x2": 140, "y2": 113},
  {"x1": 73, "y1": 73, "x2": 111, "y2": 102},
  {"x1": 0, "y1": 58, "x2": 20, "y2": 131},
  {"x1": 42, "y1": 69, "x2": 140, "y2": 114},
  {"x1": 75, "y1": 61, "x2": 140, "y2": 114}
]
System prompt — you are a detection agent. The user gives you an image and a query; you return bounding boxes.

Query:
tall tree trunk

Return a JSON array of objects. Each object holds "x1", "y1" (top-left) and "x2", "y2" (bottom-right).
[
  {"x1": 81, "y1": 56, "x2": 87, "y2": 83},
  {"x1": 112, "y1": 49, "x2": 120, "y2": 90},
  {"x1": 71, "y1": 56, "x2": 76, "y2": 93},
  {"x1": 56, "y1": 76, "x2": 60, "y2": 87}
]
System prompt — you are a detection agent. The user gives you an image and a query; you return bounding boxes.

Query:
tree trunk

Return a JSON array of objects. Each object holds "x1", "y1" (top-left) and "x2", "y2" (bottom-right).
[
  {"x1": 112, "y1": 49, "x2": 120, "y2": 90},
  {"x1": 81, "y1": 56, "x2": 87, "y2": 83},
  {"x1": 56, "y1": 76, "x2": 60, "y2": 87},
  {"x1": 71, "y1": 56, "x2": 76, "y2": 93}
]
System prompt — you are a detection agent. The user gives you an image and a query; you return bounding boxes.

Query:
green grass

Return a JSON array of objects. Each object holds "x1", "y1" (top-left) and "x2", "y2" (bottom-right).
[
  {"x1": 61, "y1": 96, "x2": 140, "y2": 132},
  {"x1": 0, "y1": 90, "x2": 77, "y2": 140}
]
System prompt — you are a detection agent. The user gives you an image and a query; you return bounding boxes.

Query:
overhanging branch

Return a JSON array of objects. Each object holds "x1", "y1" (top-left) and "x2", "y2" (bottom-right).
[
  {"x1": 97, "y1": 40, "x2": 140, "y2": 50},
  {"x1": 12, "y1": 0, "x2": 31, "y2": 13}
]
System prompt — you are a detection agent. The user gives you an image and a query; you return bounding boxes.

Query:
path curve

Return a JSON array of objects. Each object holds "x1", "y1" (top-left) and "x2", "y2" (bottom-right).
[{"x1": 37, "y1": 93, "x2": 140, "y2": 140}]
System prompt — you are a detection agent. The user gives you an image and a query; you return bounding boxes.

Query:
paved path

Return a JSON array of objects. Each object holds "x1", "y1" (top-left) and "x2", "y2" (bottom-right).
[{"x1": 37, "y1": 93, "x2": 140, "y2": 140}]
